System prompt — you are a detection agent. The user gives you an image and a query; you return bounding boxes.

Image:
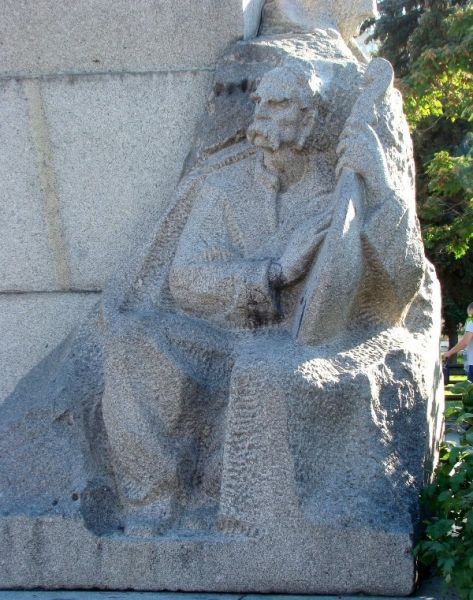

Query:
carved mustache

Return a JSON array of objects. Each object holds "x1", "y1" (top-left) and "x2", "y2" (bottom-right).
[{"x1": 247, "y1": 122, "x2": 279, "y2": 144}]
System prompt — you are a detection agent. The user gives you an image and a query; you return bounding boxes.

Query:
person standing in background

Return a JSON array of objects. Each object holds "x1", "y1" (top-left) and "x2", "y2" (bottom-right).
[{"x1": 443, "y1": 302, "x2": 473, "y2": 382}]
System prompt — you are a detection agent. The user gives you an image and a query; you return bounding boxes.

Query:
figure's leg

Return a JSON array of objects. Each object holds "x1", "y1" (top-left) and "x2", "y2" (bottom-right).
[
  {"x1": 218, "y1": 347, "x2": 299, "y2": 535},
  {"x1": 101, "y1": 310, "x2": 234, "y2": 535},
  {"x1": 101, "y1": 313, "x2": 203, "y2": 535}
]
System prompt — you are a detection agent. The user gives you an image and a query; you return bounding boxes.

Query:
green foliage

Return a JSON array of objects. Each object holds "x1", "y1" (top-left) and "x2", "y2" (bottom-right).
[
  {"x1": 405, "y1": 5, "x2": 473, "y2": 125},
  {"x1": 369, "y1": 0, "x2": 473, "y2": 340},
  {"x1": 369, "y1": 0, "x2": 429, "y2": 76},
  {"x1": 421, "y1": 147, "x2": 473, "y2": 259},
  {"x1": 416, "y1": 381, "x2": 473, "y2": 600},
  {"x1": 404, "y1": 3, "x2": 473, "y2": 262}
]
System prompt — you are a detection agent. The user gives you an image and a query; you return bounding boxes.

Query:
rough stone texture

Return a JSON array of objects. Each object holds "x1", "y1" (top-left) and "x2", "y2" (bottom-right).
[
  {"x1": 0, "y1": 9, "x2": 443, "y2": 596},
  {"x1": 0, "y1": 578, "x2": 459, "y2": 600},
  {"x1": 0, "y1": 0, "x2": 256, "y2": 77},
  {"x1": 1, "y1": 0, "x2": 261, "y2": 396},
  {"x1": 243, "y1": 0, "x2": 267, "y2": 39},
  {"x1": 41, "y1": 71, "x2": 214, "y2": 289},
  {"x1": 0, "y1": 293, "x2": 99, "y2": 402},
  {"x1": 0, "y1": 79, "x2": 58, "y2": 291},
  {"x1": 261, "y1": 0, "x2": 377, "y2": 40},
  {"x1": 0, "y1": 513, "x2": 420, "y2": 592}
]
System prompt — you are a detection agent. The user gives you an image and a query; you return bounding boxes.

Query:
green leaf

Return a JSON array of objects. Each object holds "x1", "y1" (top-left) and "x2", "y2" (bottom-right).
[
  {"x1": 437, "y1": 490, "x2": 453, "y2": 503},
  {"x1": 457, "y1": 413, "x2": 473, "y2": 424},
  {"x1": 445, "y1": 405, "x2": 463, "y2": 419},
  {"x1": 427, "y1": 519, "x2": 455, "y2": 538}
]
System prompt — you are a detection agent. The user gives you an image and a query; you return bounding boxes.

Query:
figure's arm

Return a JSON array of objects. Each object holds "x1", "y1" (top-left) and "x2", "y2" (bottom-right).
[
  {"x1": 169, "y1": 191, "x2": 278, "y2": 325},
  {"x1": 170, "y1": 252, "x2": 278, "y2": 325},
  {"x1": 269, "y1": 208, "x2": 332, "y2": 289},
  {"x1": 335, "y1": 121, "x2": 424, "y2": 305},
  {"x1": 360, "y1": 195, "x2": 425, "y2": 303},
  {"x1": 336, "y1": 121, "x2": 393, "y2": 200}
]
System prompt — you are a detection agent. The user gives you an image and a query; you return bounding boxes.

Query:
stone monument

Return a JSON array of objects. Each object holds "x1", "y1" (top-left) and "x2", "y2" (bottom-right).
[{"x1": 0, "y1": 0, "x2": 443, "y2": 594}]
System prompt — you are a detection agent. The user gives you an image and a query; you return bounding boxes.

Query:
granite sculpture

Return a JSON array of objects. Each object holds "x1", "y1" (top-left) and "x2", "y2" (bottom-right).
[{"x1": 0, "y1": 0, "x2": 443, "y2": 594}]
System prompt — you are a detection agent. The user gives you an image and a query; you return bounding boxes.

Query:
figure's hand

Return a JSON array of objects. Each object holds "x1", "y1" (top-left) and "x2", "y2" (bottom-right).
[
  {"x1": 336, "y1": 121, "x2": 392, "y2": 199},
  {"x1": 269, "y1": 210, "x2": 332, "y2": 289}
]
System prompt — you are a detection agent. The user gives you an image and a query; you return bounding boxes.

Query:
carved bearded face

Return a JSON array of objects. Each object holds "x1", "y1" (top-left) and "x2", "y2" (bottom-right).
[{"x1": 247, "y1": 67, "x2": 319, "y2": 152}]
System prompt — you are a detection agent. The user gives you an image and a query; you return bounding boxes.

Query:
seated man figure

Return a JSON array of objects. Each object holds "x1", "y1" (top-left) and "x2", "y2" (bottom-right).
[{"x1": 101, "y1": 60, "x2": 426, "y2": 536}]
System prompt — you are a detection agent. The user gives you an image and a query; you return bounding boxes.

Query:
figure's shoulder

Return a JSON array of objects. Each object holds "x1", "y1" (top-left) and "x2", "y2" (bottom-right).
[
  {"x1": 176, "y1": 142, "x2": 257, "y2": 217},
  {"x1": 191, "y1": 142, "x2": 257, "y2": 189}
]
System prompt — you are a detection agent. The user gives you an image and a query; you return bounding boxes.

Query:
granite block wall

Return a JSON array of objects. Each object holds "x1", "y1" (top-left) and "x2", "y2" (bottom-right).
[{"x1": 0, "y1": 0, "x2": 262, "y2": 401}]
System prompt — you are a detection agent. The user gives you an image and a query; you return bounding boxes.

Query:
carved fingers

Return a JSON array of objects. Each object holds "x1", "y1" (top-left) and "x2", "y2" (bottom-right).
[
  {"x1": 336, "y1": 121, "x2": 379, "y2": 177},
  {"x1": 335, "y1": 121, "x2": 391, "y2": 197},
  {"x1": 275, "y1": 221, "x2": 330, "y2": 288}
]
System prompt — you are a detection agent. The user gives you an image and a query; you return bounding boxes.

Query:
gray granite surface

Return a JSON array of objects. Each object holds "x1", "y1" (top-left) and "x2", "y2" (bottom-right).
[
  {"x1": 0, "y1": 292, "x2": 99, "y2": 401},
  {"x1": 0, "y1": 0, "x2": 248, "y2": 76},
  {"x1": 0, "y1": 577, "x2": 458, "y2": 600},
  {"x1": 0, "y1": 2, "x2": 443, "y2": 595},
  {"x1": 41, "y1": 70, "x2": 213, "y2": 289},
  {"x1": 0, "y1": 0, "x2": 250, "y2": 402}
]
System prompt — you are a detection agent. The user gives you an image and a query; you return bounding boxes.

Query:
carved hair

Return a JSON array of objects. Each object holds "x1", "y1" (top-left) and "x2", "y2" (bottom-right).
[{"x1": 256, "y1": 61, "x2": 326, "y2": 110}]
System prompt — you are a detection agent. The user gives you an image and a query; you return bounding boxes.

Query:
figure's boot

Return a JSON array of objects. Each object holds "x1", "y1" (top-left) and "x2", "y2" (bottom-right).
[
  {"x1": 110, "y1": 446, "x2": 179, "y2": 537},
  {"x1": 101, "y1": 314, "x2": 199, "y2": 536},
  {"x1": 123, "y1": 495, "x2": 177, "y2": 537}
]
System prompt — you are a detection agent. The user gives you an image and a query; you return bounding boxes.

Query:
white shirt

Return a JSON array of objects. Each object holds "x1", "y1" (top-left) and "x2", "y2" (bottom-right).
[{"x1": 466, "y1": 321, "x2": 473, "y2": 366}]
